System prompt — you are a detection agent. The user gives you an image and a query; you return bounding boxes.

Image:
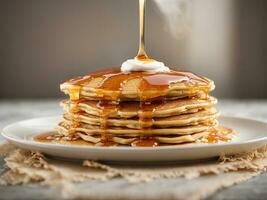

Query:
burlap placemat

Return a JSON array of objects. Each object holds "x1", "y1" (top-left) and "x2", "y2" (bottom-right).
[{"x1": 1, "y1": 142, "x2": 267, "y2": 200}]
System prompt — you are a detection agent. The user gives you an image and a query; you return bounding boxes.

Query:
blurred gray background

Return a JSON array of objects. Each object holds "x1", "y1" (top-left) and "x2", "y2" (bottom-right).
[{"x1": 0, "y1": 0, "x2": 266, "y2": 99}]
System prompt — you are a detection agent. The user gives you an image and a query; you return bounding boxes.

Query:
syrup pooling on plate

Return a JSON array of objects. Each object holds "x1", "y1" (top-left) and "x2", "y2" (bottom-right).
[
  {"x1": 34, "y1": 131, "x2": 95, "y2": 146},
  {"x1": 34, "y1": 131, "x2": 63, "y2": 142},
  {"x1": 131, "y1": 136, "x2": 159, "y2": 147},
  {"x1": 204, "y1": 127, "x2": 235, "y2": 143}
]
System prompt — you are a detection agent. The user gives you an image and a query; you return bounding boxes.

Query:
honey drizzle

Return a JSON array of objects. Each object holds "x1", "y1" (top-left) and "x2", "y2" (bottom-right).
[
  {"x1": 134, "y1": 75, "x2": 168, "y2": 146},
  {"x1": 64, "y1": 75, "x2": 92, "y2": 101},
  {"x1": 96, "y1": 100, "x2": 118, "y2": 145},
  {"x1": 134, "y1": 100, "x2": 161, "y2": 147},
  {"x1": 96, "y1": 71, "x2": 134, "y2": 100}
]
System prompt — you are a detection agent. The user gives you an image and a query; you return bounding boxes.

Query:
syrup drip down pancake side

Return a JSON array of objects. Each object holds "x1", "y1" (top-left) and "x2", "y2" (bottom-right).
[{"x1": 34, "y1": 68, "x2": 236, "y2": 147}]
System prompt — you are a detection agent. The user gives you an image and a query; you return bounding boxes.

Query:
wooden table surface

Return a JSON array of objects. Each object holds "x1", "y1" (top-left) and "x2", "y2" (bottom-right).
[{"x1": 1, "y1": 99, "x2": 267, "y2": 200}]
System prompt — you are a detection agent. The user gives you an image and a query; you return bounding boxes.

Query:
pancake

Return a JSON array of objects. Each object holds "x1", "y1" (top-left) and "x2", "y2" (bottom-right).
[
  {"x1": 58, "y1": 119, "x2": 218, "y2": 136},
  {"x1": 63, "y1": 107, "x2": 219, "y2": 129},
  {"x1": 49, "y1": 126, "x2": 235, "y2": 146},
  {"x1": 76, "y1": 131, "x2": 209, "y2": 145},
  {"x1": 155, "y1": 126, "x2": 236, "y2": 144},
  {"x1": 61, "y1": 96, "x2": 217, "y2": 119},
  {"x1": 60, "y1": 68, "x2": 215, "y2": 101}
]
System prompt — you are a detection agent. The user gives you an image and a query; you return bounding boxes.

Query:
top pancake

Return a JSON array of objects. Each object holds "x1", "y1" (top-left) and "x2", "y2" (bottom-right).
[{"x1": 60, "y1": 68, "x2": 215, "y2": 101}]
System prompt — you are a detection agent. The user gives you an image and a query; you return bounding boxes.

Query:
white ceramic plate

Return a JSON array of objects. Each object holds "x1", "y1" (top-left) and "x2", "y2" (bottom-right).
[{"x1": 2, "y1": 116, "x2": 267, "y2": 162}]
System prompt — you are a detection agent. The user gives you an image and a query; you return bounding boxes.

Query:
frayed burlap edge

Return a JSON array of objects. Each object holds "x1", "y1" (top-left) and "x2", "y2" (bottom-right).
[{"x1": 1, "y1": 142, "x2": 267, "y2": 185}]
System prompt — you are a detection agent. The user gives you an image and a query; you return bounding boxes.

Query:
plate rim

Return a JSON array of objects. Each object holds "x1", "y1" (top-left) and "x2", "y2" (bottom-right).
[{"x1": 2, "y1": 115, "x2": 267, "y2": 151}]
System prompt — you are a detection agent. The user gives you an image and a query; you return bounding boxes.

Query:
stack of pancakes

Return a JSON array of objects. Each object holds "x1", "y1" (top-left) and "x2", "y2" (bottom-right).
[{"x1": 58, "y1": 68, "x2": 235, "y2": 146}]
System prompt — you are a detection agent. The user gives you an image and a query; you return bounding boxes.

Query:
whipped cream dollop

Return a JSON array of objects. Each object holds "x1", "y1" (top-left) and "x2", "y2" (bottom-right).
[{"x1": 121, "y1": 58, "x2": 170, "y2": 72}]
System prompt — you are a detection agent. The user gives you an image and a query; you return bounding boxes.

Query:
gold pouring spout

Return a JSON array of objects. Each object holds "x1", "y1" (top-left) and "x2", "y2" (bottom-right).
[{"x1": 136, "y1": 0, "x2": 149, "y2": 61}]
